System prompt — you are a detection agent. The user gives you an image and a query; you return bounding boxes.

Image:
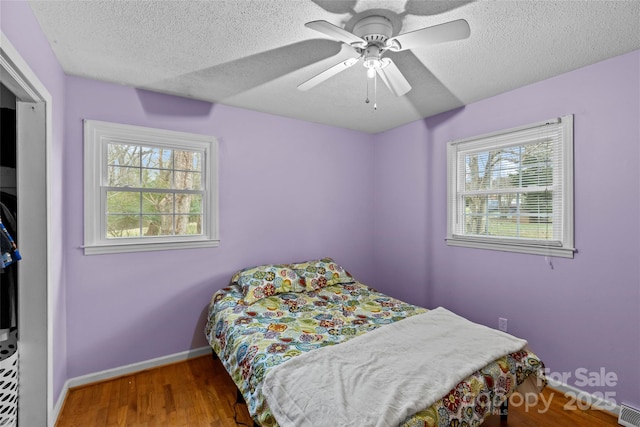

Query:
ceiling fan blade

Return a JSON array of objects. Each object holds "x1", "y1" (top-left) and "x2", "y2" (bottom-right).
[
  {"x1": 386, "y1": 19, "x2": 470, "y2": 52},
  {"x1": 298, "y1": 57, "x2": 359, "y2": 91},
  {"x1": 305, "y1": 20, "x2": 367, "y2": 47},
  {"x1": 377, "y1": 58, "x2": 412, "y2": 96}
]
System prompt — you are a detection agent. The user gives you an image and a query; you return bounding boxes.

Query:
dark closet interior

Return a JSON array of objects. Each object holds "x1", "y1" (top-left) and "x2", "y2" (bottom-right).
[
  {"x1": 0, "y1": 82, "x2": 19, "y2": 427},
  {"x1": 1, "y1": 82, "x2": 18, "y2": 342}
]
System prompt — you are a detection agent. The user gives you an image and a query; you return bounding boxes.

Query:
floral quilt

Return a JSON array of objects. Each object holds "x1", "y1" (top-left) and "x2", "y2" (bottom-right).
[{"x1": 205, "y1": 281, "x2": 545, "y2": 427}]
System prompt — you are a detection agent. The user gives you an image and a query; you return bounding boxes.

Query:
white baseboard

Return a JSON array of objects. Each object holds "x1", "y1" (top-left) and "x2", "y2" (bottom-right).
[
  {"x1": 50, "y1": 346, "x2": 211, "y2": 426},
  {"x1": 546, "y1": 377, "x2": 621, "y2": 417}
]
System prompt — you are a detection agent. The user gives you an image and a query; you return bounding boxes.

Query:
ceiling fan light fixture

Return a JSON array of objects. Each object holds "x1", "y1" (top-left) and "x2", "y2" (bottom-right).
[
  {"x1": 385, "y1": 39, "x2": 401, "y2": 52},
  {"x1": 366, "y1": 65, "x2": 377, "y2": 79},
  {"x1": 363, "y1": 44, "x2": 383, "y2": 78},
  {"x1": 379, "y1": 57, "x2": 392, "y2": 68},
  {"x1": 344, "y1": 57, "x2": 359, "y2": 67},
  {"x1": 364, "y1": 56, "x2": 382, "y2": 79}
]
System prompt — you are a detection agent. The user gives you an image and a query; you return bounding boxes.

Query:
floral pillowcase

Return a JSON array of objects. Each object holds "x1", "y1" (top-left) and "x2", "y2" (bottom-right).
[
  {"x1": 232, "y1": 264, "x2": 305, "y2": 305},
  {"x1": 291, "y1": 257, "x2": 354, "y2": 291},
  {"x1": 232, "y1": 258, "x2": 354, "y2": 304}
]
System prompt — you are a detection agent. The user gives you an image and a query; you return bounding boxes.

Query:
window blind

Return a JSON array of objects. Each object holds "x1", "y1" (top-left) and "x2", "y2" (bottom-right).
[{"x1": 446, "y1": 115, "x2": 575, "y2": 257}]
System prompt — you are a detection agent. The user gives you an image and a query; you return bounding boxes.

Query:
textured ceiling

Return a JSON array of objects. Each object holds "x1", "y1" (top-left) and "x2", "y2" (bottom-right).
[{"x1": 28, "y1": 0, "x2": 640, "y2": 133}]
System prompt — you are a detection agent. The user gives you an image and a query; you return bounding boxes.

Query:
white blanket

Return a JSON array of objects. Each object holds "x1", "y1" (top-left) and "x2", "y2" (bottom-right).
[{"x1": 262, "y1": 307, "x2": 527, "y2": 427}]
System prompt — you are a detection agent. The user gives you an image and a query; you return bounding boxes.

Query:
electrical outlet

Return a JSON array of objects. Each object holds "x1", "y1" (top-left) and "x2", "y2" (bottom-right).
[{"x1": 498, "y1": 317, "x2": 508, "y2": 332}]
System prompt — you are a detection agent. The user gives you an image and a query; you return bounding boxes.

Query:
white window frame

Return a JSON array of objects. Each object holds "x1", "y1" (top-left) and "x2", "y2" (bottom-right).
[
  {"x1": 446, "y1": 115, "x2": 575, "y2": 258},
  {"x1": 83, "y1": 120, "x2": 219, "y2": 255}
]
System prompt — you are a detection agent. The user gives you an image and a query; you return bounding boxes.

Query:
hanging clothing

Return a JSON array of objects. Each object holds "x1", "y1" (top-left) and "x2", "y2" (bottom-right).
[
  {"x1": 0, "y1": 201, "x2": 18, "y2": 333},
  {"x1": 0, "y1": 219, "x2": 19, "y2": 268}
]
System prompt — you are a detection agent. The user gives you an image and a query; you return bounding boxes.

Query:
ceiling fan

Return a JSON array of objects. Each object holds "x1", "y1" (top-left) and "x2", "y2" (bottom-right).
[{"x1": 298, "y1": 15, "x2": 470, "y2": 98}]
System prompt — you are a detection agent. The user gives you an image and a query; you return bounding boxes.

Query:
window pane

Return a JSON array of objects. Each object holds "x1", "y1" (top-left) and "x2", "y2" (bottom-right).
[
  {"x1": 108, "y1": 166, "x2": 140, "y2": 187},
  {"x1": 174, "y1": 150, "x2": 201, "y2": 172},
  {"x1": 191, "y1": 214, "x2": 202, "y2": 234},
  {"x1": 486, "y1": 216, "x2": 517, "y2": 237},
  {"x1": 465, "y1": 216, "x2": 552, "y2": 239},
  {"x1": 521, "y1": 142, "x2": 553, "y2": 187},
  {"x1": 466, "y1": 149, "x2": 520, "y2": 191},
  {"x1": 141, "y1": 146, "x2": 172, "y2": 169},
  {"x1": 465, "y1": 151, "x2": 496, "y2": 191},
  {"x1": 463, "y1": 192, "x2": 553, "y2": 239},
  {"x1": 465, "y1": 142, "x2": 553, "y2": 192},
  {"x1": 492, "y1": 148, "x2": 521, "y2": 190},
  {"x1": 108, "y1": 144, "x2": 139, "y2": 167},
  {"x1": 142, "y1": 168, "x2": 172, "y2": 189},
  {"x1": 107, "y1": 191, "x2": 140, "y2": 214},
  {"x1": 515, "y1": 218, "x2": 554, "y2": 239},
  {"x1": 464, "y1": 213, "x2": 488, "y2": 236},
  {"x1": 173, "y1": 193, "x2": 191, "y2": 214},
  {"x1": 107, "y1": 214, "x2": 140, "y2": 238},
  {"x1": 189, "y1": 194, "x2": 202, "y2": 214},
  {"x1": 175, "y1": 214, "x2": 201, "y2": 235},
  {"x1": 174, "y1": 171, "x2": 201, "y2": 190},
  {"x1": 193, "y1": 172, "x2": 202, "y2": 190},
  {"x1": 521, "y1": 191, "x2": 552, "y2": 215},
  {"x1": 465, "y1": 152, "x2": 488, "y2": 191},
  {"x1": 142, "y1": 215, "x2": 173, "y2": 236},
  {"x1": 142, "y1": 193, "x2": 174, "y2": 214}
]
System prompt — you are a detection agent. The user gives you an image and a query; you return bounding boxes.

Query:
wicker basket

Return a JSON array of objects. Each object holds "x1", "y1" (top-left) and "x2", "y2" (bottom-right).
[{"x1": 0, "y1": 330, "x2": 18, "y2": 427}]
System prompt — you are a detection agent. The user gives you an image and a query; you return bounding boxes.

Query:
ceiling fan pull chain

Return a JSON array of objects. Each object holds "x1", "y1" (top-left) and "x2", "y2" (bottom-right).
[
  {"x1": 374, "y1": 72, "x2": 378, "y2": 110},
  {"x1": 365, "y1": 76, "x2": 370, "y2": 104}
]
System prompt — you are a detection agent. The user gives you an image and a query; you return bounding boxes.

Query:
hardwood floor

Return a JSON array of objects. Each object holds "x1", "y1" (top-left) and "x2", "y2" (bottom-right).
[
  {"x1": 56, "y1": 355, "x2": 619, "y2": 427},
  {"x1": 55, "y1": 355, "x2": 254, "y2": 427},
  {"x1": 482, "y1": 388, "x2": 619, "y2": 427}
]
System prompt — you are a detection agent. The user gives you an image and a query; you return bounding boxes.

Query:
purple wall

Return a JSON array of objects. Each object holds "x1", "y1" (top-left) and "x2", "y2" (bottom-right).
[
  {"x1": 64, "y1": 77, "x2": 375, "y2": 378},
  {"x1": 1, "y1": 0, "x2": 68, "y2": 406},
  {"x1": 372, "y1": 123, "x2": 431, "y2": 306},
  {"x1": 373, "y1": 50, "x2": 640, "y2": 407}
]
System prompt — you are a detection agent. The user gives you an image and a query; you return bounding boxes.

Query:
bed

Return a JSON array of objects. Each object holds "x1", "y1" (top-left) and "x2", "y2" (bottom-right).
[{"x1": 205, "y1": 258, "x2": 546, "y2": 427}]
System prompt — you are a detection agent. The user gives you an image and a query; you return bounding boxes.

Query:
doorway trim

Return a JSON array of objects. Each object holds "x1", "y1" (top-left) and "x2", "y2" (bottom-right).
[{"x1": 1, "y1": 32, "x2": 53, "y2": 426}]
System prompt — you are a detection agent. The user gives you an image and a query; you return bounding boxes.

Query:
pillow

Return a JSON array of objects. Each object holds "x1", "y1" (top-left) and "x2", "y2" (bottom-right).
[
  {"x1": 292, "y1": 257, "x2": 354, "y2": 290},
  {"x1": 232, "y1": 264, "x2": 303, "y2": 305}
]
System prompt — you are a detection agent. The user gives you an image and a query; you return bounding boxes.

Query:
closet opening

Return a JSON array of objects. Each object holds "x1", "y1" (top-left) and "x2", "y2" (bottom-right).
[
  {"x1": 0, "y1": 82, "x2": 18, "y2": 427},
  {"x1": 1, "y1": 34, "x2": 51, "y2": 427}
]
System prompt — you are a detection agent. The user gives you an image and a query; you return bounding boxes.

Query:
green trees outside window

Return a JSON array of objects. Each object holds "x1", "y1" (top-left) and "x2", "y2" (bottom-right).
[{"x1": 105, "y1": 143, "x2": 204, "y2": 238}]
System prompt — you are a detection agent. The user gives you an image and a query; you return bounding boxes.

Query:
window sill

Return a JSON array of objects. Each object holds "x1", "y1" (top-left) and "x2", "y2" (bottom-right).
[
  {"x1": 83, "y1": 238, "x2": 219, "y2": 255},
  {"x1": 445, "y1": 238, "x2": 575, "y2": 258}
]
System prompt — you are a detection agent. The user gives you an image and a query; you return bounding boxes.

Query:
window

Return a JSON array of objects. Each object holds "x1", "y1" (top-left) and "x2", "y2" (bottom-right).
[
  {"x1": 83, "y1": 120, "x2": 219, "y2": 255},
  {"x1": 446, "y1": 115, "x2": 575, "y2": 258}
]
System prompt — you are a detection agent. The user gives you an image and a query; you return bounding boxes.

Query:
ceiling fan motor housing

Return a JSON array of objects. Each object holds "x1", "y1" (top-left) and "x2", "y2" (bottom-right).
[{"x1": 353, "y1": 15, "x2": 393, "y2": 44}]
